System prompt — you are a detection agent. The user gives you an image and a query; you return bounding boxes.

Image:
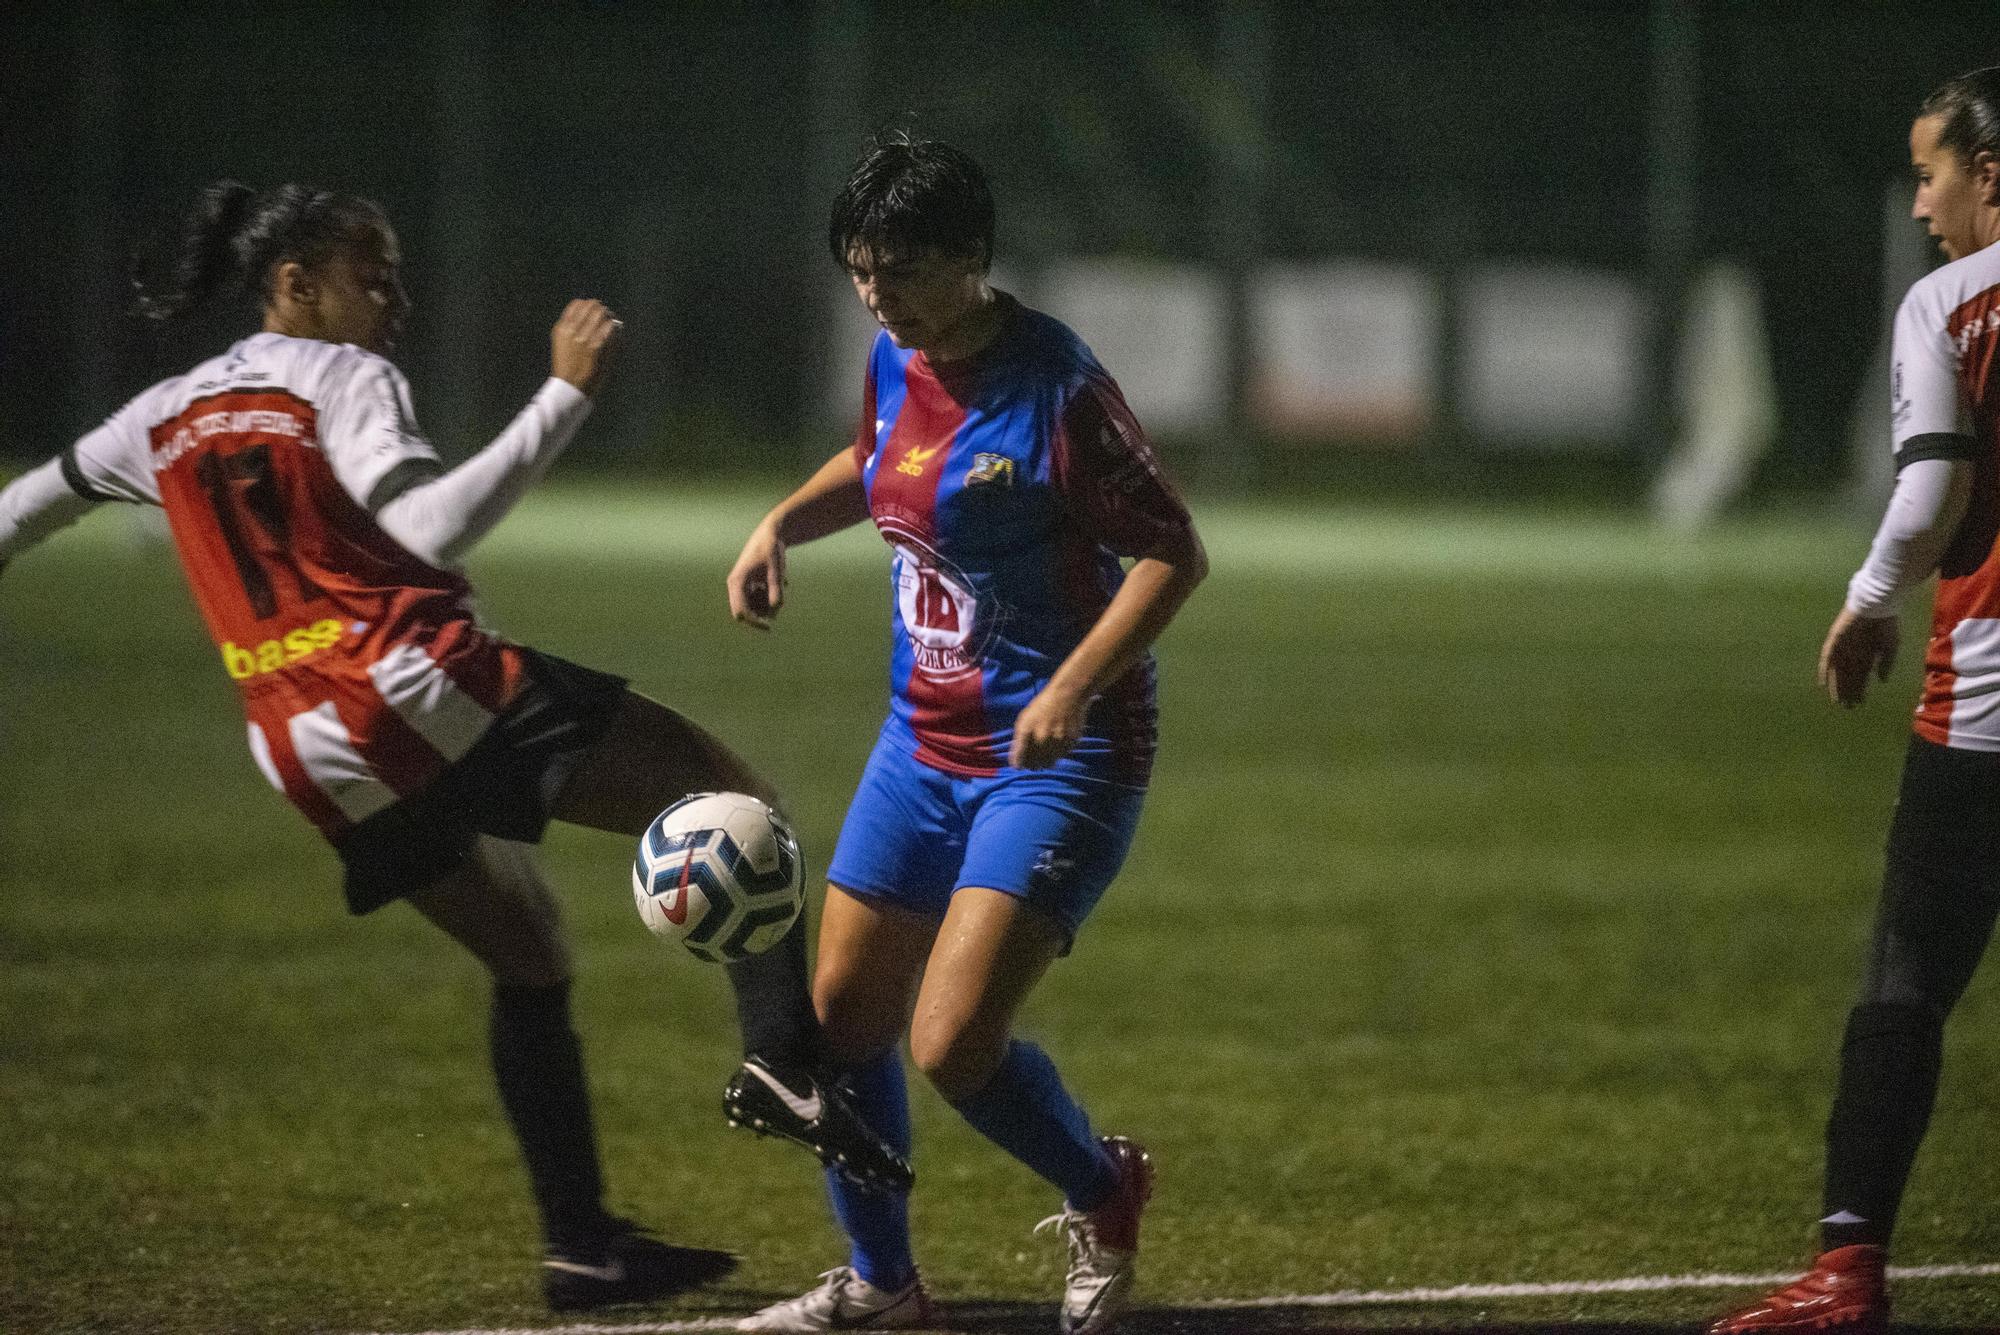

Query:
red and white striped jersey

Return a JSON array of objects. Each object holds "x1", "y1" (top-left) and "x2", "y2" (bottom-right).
[
  {"x1": 1892, "y1": 243, "x2": 2000, "y2": 749},
  {"x1": 65, "y1": 332, "x2": 528, "y2": 836}
]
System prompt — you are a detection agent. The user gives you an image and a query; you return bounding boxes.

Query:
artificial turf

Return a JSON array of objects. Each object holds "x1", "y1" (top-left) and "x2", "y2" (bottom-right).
[{"x1": 1, "y1": 486, "x2": 1993, "y2": 1334}]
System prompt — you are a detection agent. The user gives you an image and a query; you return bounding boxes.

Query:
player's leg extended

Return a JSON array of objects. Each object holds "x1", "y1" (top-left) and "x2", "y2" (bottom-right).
[
  {"x1": 552, "y1": 688, "x2": 784, "y2": 830},
  {"x1": 553, "y1": 689, "x2": 812, "y2": 1063},
  {"x1": 404, "y1": 837, "x2": 735, "y2": 1308},
  {"x1": 552, "y1": 687, "x2": 912, "y2": 1189},
  {"x1": 405, "y1": 837, "x2": 592, "y2": 1240}
]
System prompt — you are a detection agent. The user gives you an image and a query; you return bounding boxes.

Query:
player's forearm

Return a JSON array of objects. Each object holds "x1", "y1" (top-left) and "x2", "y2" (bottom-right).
[
  {"x1": 373, "y1": 377, "x2": 591, "y2": 568},
  {"x1": 1048, "y1": 531, "x2": 1208, "y2": 701},
  {"x1": 767, "y1": 448, "x2": 869, "y2": 546},
  {"x1": 0, "y1": 457, "x2": 98, "y2": 565},
  {"x1": 1845, "y1": 458, "x2": 1972, "y2": 616}
]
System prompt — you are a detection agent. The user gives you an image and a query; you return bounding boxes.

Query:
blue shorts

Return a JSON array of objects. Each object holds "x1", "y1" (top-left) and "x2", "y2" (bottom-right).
[{"x1": 826, "y1": 724, "x2": 1147, "y2": 949}]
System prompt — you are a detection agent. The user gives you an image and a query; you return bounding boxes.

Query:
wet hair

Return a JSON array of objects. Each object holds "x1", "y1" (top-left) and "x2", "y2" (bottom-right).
[
  {"x1": 130, "y1": 181, "x2": 389, "y2": 322},
  {"x1": 1920, "y1": 66, "x2": 2000, "y2": 168},
  {"x1": 827, "y1": 131, "x2": 994, "y2": 272}
]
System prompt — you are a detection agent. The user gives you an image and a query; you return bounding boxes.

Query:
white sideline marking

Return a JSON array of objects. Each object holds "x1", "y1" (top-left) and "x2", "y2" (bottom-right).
[
  {"x1": 355, "y1": 1260, "x2": 2000, "y2": 1334},
  {"x1": 355, "y1": 1320, "x2": 737, "y2": 1335},
  {"x1": 1196, "y1": 1259, "x2": 2000, "y2": 1308}
]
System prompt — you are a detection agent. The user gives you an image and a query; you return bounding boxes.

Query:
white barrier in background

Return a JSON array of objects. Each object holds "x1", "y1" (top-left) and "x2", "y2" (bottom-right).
[
  {"x1": 820, "y1": 257, "x2": 1691, "y2": 454},
  {"x1": 1036, "y1": 258, "x2": 1228, "y2": 434},
  {"x1": 1463, "y1": 263, "x2": 1645, "y2": 447},
  {"x1": 1252, "y1": 261, "x2": 1436, "y2": 441}
]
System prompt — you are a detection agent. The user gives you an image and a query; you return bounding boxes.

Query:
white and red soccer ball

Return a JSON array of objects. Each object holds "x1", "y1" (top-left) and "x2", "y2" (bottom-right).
[{"x1": 631, "y1": 792, "x2": 804, "y2": 962}]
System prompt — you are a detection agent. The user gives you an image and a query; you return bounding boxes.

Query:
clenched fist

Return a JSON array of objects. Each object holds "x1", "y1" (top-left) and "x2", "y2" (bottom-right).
[{"x1": 551, "y1": 299, "x2": 623, "y2": 396}]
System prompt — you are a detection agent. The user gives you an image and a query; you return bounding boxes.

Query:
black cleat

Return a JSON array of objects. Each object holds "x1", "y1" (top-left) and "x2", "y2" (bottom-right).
[
  {"x1": 723, "y1": 1055, "x2": 915, "y2": 1194},
  {"x1": 542, "y1": 1218, "x2": 738, "y2": 1312}
]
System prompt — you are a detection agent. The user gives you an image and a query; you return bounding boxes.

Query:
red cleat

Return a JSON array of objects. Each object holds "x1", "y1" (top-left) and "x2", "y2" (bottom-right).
[{"x1": 1708, "y1": 1245, "x2": 1889, "y2": 1334}]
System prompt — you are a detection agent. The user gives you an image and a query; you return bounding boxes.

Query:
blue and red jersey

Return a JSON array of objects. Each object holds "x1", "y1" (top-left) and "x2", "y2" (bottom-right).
[{"x1": 853, "y1": 293, "x2": 1193, "y2": 784}]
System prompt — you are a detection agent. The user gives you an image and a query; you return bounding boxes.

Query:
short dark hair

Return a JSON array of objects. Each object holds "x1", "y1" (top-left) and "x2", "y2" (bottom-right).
[
  {"x1": 131, "y1": 181, "x2": 388, "y2": 322},
  {"x1": 1920, "y1": 66, "x2": 2000, "y2": 168},
  {"x1": 827, "y1": 132, "x2": 994, "y2": 271}
]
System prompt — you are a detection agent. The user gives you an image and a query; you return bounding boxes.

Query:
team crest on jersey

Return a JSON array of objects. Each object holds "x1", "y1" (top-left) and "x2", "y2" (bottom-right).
[
  {"x1": 884, "y1": 530, "x2": 996, "y2": 681},
  {"x1": 895, "y1": 443, "x2": 943, "y2": 477},
  {"x1": 966, "y1": 453, "x2": 1014, "y2": 487}
]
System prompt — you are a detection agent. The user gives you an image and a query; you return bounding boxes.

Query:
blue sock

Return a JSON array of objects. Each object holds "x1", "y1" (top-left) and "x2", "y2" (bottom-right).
[
  {"x1": 948, "y1": 1039, "x2": 1117, "y2": 1210},
  {"x1": 824, "y1": 1049, "x2": 916, "y2": 1290}
]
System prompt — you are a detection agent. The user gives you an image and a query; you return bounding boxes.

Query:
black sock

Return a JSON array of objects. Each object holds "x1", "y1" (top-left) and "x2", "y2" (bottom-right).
[
  {"x1": 490, "y1": 981, "x2": 610, "y2": 1249},
  {"x1": 1820, "y1": 1001, "x2": 1944, "y2": 1251},
  {"x1": 724, "y1": 915, "x2": 820, "y2": 1068}
]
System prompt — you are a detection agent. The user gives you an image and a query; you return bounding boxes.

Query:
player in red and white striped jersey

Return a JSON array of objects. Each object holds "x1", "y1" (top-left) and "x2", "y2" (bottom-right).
[
  {"x1": 0, "y1": 181, "x2": 905, "y2": 1311},
  {"x1": 1711, "y1": 68, "x2": 2000, "y2": 1335}
]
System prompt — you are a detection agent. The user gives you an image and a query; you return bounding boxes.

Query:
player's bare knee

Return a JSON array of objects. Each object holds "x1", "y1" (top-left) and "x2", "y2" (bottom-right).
[{"x1": 909, "y1": 1020, "x2": 1006, "y2": 1103}]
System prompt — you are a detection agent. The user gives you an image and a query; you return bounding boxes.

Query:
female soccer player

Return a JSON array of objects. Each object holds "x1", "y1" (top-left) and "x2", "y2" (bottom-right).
[
  {"x1": 1709, "y1": 67, "x2": 2000, "y2": 1335},
  {"x1": 725, "y1": 136, "x2": 1207, "y2": 1335},
  {"x1": 0, "y1": 181, "x2": 904, "y2": 1313}
]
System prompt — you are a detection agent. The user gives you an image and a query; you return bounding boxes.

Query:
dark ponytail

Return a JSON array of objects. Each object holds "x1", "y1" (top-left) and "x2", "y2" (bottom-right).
[
  {"x1": 1920, "y1": 66, "x2": 2000, "y2": 168},
  {"x1": 130, "y1": 181, "x2": 389, "y2": 322},
  {"x1": 130, "y1": 180, "x2": 257, "y2": 321}
]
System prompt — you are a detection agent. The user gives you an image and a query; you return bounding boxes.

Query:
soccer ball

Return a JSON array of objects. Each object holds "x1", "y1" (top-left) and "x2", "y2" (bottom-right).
[{"x1": 632, "y1": 792, "x2": 804, "y2": 962}]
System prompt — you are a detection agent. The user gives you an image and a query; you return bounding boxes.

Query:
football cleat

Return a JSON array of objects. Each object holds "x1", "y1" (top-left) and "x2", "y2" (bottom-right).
[
  {"x1": 1706, "y1": 1245, "x2": 1889, "y2": 1334},
  {"x1": 542, "y1": 1217, "x2": 738, "y2": 1312},
  {"x1": 735, "y1": 1265, "x2": 938, "y2": 1332},
  {"x1": 1035, "y1": 1136, "x2": 1154, "y2": 1335},
  {"x1": 723, "y1": 1055, "x2": 914, "y2": 1194}
]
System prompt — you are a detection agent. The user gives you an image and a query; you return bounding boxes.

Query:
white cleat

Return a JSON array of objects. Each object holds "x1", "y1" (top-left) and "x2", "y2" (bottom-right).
[
  {"x1": 1036, "y1": 1136, "x2": 1153, "y2": 1335},
  {"x1": 737, "y1": 1265, "x2": 939, "y2": 1333}
]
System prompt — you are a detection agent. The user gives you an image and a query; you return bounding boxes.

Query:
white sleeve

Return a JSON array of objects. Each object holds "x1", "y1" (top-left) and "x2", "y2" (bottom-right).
[
  {"x1": 371, "y1": 377, "x2": 591, "y2": 569},
  {"x1": 1890, "y1": 283, "x2": 1973, "y2": 461},
  {"x1": 315, "y1": 350, "x2": 447, "y2": 511},
  {"x1": 1845, "y1": 457, "x2": 1969, "y2": 616},
  {"x1": 1, "y1": 384, "x2": 173, "y2": 565},
  {"x1": 65, "y1": 392, "x2": 164, "y2": 506},
  {"x1": 0, "y1": 457, "x2": 99, "y2": 566}
]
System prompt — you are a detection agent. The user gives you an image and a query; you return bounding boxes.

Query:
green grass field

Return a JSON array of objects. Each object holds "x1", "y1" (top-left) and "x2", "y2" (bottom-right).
[{"x1": 2, "y1": 486, "x2": 1995, "y2": 1334}]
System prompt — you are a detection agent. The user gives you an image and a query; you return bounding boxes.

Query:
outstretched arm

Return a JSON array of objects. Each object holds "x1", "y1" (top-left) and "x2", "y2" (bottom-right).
[
  {"x1": 371, "y1": 300, "x2": 622, "y2": 568},
  {"x1": 0, "y1": 457, "x2": 104, "y2": 578},
  {"x1": 726, "y1": 446, "x2": 870, "y2": 630},
  {"x1": 1819, "y1": 456, "x2": 1972, "y2": 707}
]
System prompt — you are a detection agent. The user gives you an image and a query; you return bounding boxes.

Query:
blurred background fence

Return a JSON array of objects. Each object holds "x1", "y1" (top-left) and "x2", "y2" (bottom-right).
[{"x1": 2, "y1": 1, "x2": 1992, "y2": 506}]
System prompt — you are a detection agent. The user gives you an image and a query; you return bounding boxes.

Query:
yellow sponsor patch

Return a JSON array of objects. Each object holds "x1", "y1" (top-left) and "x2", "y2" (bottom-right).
[
  {"x1": 222, "y1": 618, "x2": 345, "y2": 680},
  {"x1": 895, "y1": 443, "x2": 943, "y2": 477}
]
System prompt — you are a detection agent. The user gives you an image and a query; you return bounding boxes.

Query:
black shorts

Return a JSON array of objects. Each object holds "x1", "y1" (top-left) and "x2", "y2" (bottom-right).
[
  {"x1": 1885, "y1": 732, "x2": 2000, "y2": 860},
  {"x1": 333, "y1": 649, "x2": 628, "y2": 915}
]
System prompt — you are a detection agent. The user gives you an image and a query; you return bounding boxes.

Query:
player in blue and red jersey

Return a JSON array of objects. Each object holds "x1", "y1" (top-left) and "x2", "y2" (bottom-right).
[{"x1": 727, "y1": 135, "x2": 1207, "y2": 1335}]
